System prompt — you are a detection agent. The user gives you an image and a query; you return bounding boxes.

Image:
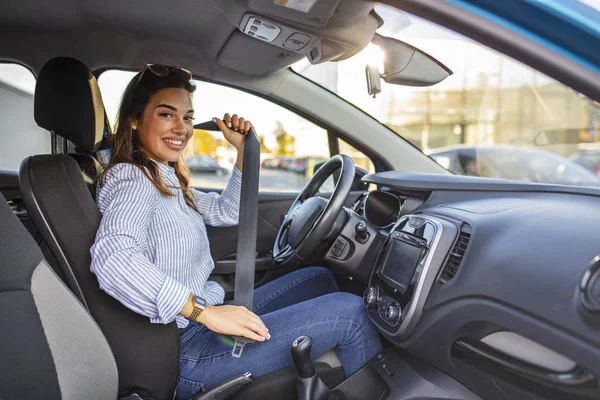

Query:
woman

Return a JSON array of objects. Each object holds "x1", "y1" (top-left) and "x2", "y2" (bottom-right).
[{"x1": 91, "y1": 64, "x2": 381, "y2": 399}]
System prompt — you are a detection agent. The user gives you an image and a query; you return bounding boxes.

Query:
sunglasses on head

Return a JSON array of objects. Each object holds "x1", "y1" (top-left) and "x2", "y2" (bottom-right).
[{"x1": 135, "y1": 64, "x2": 193, "y2": 87}]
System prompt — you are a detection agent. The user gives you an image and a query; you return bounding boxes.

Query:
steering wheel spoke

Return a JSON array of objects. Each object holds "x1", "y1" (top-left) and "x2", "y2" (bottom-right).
[{"x1": 272, "y1": 155, "x2": 355, "y2": 267}]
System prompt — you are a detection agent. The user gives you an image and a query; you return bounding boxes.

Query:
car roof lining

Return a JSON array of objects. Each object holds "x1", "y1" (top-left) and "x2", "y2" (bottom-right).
[{"x1": 0, "y1": 0, "x2": 379, "y2": 91}]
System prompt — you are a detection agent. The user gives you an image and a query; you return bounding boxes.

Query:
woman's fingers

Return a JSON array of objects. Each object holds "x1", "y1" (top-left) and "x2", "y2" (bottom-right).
[
  {"x1": 217, "y1": 113, "x2": 253, "y2": 134},
  {"x1": 240, "y1": 328, "x2": 267, "y2": 342},
  {"x1": 213, "y1": 118, "x2": 228, "y2": 133},
  {"x1": 246, "y1": 319, "x2": 269, "y2": 340},
  {"x1": 248, "y1": 312, "x2": 269, "y2": 336}
]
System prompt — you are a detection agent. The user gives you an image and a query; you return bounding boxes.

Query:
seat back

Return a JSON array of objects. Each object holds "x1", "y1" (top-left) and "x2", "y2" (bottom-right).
[
  {"x1": 20, "y1": 57, "x2": 180, "y2": 399},
  {"x1": 0, "y1": 191, "x2": 118, "y2": 400}
]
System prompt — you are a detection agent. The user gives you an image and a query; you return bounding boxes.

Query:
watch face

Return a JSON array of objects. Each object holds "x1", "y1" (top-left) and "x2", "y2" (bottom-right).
[{"x1": 194, "y1": 295, "x2": 207, "y2": 308}]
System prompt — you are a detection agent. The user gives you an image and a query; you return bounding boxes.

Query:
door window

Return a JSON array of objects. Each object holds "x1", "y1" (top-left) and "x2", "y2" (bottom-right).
[
  {"x1": 0, "y1": 63, "x2": 49, "y2": 171},
  {"x1": 99, "y1": 70, "x2": 333, "y2": 192}
]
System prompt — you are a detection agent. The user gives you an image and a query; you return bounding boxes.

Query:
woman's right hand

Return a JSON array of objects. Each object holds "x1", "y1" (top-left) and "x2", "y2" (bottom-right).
[{"x1": 197, "y1": 304, "x2": 270, "y2": 342}]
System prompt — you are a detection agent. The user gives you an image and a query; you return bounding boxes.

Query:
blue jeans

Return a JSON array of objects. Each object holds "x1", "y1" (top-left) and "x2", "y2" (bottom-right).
[{"x1": 176, "y1": 267, "x2": 382, "y2": 399}]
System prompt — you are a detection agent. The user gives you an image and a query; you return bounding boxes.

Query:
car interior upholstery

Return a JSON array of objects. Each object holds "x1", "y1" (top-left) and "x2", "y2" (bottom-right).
[{"x1": 2, "y1": 0, "x2": 600, "y2": 400}]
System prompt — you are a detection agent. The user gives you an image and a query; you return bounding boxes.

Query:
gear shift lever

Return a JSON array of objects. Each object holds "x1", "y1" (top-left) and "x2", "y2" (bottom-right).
[
  {"x1": 291, "y1": 336, "x2": 345, "y2": 400},
  {"x1": 291, "y1": 336, "x2": 316, "y2": 378}
]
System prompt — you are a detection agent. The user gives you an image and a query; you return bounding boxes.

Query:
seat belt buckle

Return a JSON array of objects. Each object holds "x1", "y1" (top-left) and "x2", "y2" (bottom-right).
[
  {"x1": 232, "y1": 340, "x2": 245, "y2": 358},
  {"x1": 230, "y1": 335, "x2": 255, "y2": 358}
]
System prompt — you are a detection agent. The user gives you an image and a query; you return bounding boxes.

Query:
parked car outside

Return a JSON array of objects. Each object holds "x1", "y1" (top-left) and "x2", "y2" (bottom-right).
[
  {"x1": 570, "y1": 147, "x2": 600, "y2": 176},
  {"x1": 428, "y1": 145, "x2": 600, "y2": 186},
  {"x1": 261, "y1": 158, "x2": 279, "y2": 169},
  {"x1": 185, "y1": 155, "x2": 228, "y2": 175}
]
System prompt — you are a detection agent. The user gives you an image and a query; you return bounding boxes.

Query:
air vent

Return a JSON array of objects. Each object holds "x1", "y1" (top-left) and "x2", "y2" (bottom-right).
[{"x1": 438, "y1": 224, "x2": 471, "y2": 284}]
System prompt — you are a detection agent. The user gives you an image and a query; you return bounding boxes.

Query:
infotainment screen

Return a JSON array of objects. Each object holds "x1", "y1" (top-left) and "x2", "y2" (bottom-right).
[{"x1": 378, "y1": 235, "x2": 425, "y2": 294}]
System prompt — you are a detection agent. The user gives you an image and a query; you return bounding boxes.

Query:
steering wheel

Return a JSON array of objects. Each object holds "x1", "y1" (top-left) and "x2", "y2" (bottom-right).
[{"x1": 273, "y1": 154, "x2": 355, "y2": 267}]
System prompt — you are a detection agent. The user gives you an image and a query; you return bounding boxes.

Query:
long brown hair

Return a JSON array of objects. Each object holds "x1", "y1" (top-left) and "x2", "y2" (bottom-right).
[{"x1": 97, "y1": 67, "x2": 198, "y2": 211}]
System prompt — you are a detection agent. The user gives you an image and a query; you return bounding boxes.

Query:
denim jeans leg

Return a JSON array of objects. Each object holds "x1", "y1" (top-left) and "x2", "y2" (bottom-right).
[
  {"x1": 177, "y1": 292, "x2": 381, "y2": 398},
  {"x1": 251, "y1": 266, "x2": 340, "y2": 315}
]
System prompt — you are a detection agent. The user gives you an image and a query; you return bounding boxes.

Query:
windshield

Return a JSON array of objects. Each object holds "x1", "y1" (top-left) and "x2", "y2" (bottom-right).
[{"x1": 292, "y1": 4, "x2": 600, "y2": 188}]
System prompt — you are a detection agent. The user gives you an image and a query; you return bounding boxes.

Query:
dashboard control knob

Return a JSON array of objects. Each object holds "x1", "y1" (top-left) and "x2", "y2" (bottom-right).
[
  {"x1": 364, "y1": 286, "x2": 380, "y2": 308},
  {"x1": 385, "y1": 303, "x2": 401, "y2": 324},
  {"x1": 355, "y1": 221, "x2": 369, "y2": 244}
]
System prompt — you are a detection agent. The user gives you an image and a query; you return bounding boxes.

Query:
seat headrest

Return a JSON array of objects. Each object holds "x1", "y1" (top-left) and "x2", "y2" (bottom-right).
[{"x1": 34, "y1": 57, "x2": 108, "y2": 153}]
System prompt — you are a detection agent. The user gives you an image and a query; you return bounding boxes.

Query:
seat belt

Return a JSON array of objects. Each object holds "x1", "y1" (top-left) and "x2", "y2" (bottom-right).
[{"x1": 194, "y1": 121, "x2": 260, "y2": 357}]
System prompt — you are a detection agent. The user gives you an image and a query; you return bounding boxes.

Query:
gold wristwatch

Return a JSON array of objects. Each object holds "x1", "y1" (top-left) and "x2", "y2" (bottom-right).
[{"x1": 188, "y1": 295, "x2": 207, "y2": 321}]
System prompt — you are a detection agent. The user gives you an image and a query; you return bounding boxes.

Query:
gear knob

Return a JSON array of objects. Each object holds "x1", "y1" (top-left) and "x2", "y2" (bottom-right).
[{"x1": 291, "y1": 335, "x2": 315, "y2": 379}]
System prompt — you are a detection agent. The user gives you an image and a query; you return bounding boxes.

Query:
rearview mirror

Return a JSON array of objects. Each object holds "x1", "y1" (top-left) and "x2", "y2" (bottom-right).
[{"x1": 366, "y1": 34, "x2": 452, "y2": 96}]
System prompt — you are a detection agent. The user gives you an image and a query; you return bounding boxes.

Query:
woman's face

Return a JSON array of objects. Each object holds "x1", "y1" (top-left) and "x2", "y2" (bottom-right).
[{"x1": 134, "y1": 87, "x2": 194, "y2": 165}]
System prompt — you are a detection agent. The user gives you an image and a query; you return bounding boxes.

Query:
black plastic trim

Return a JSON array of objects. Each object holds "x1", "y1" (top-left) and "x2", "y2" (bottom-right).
[{"x1": 363, "y1": 171, "x2": 600, "y2": 197}]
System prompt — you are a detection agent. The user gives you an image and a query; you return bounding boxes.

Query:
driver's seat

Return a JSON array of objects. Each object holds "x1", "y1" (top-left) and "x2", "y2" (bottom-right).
[{"x1": 17, "y1": 57, "x2": 344, "y2": 399}]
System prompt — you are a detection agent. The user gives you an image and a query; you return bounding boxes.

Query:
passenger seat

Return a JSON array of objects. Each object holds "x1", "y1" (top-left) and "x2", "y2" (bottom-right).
[{"x1": 0, "y1": 191, "x2": 119, "y2": 399}]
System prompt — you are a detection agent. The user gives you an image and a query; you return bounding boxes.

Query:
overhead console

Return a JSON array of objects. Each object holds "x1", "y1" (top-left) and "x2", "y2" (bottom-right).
[{"x1": 216, "y1": 0, "x2": 381, "y2": 74}]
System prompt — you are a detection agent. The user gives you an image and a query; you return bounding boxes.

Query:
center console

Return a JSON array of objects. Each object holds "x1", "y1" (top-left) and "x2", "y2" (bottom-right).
[{"x1": 364, "y1": 214, "x2": 457, "y2": 341}]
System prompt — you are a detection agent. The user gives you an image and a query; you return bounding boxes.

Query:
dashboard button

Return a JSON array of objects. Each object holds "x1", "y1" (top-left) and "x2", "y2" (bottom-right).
[
  {"x1": 385, "y1": 302, "x2": 401, "y2": 324},
  {"x1": 331, "y1": 239, "x2": 346, "y2": 257},
  {"x1": 409, "y1": 217, "x2": 425, "y2": 228},
  {"x1": 364, "y1": 286, "x2": 380, "y2": 309}
]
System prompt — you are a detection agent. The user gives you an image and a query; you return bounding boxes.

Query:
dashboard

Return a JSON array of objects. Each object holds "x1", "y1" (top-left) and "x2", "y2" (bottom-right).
[{"x1": 324, "y1": 171, "x2": 600, "y2": 400}]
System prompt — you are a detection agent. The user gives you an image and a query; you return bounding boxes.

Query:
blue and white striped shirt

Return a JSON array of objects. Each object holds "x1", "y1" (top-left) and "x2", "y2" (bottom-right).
[{"x1": 90, "y1": 161, "x2": 241, "y2": 328}]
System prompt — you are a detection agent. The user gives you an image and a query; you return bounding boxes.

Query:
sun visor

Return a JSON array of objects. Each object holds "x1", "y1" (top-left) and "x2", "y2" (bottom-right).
[{"x1": 217, "y1": 31, "x2": 304, "y2": 75}]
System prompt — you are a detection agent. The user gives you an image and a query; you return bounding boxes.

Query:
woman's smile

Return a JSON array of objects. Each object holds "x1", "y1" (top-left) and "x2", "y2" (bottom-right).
[{"x1": 162, "y1": 137, "x2": 185, "y2": 151}]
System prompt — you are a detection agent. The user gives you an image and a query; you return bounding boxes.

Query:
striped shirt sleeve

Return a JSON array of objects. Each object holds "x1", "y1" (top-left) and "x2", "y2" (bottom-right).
[
  {"x1": 90, "y1": 164, "x2": 191, "y2": 324},
  {"x1": 192, "y1": 166, "x2": 242, "y2": 226}
]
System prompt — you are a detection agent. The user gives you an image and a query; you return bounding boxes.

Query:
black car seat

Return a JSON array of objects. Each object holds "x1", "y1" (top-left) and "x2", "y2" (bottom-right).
[
  {"x1": 18, "y1": 57, "x2": 345, "y2": 400},
  {"x1": 0, "y1": 191, "x2": 119, "y2": 399},
  {"x1": 20, "y1": 57, "x2": 181, "y2": 399}
]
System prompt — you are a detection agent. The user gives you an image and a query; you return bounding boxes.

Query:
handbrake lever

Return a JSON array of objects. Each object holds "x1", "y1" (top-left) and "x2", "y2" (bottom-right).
[{"x1": 193, "y1": 372, "x2": 253, "y2": 400}]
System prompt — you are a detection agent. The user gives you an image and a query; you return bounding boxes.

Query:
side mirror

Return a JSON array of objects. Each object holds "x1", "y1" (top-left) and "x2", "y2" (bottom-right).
[{"x1": 366, "y1": 33, "x2": 452, "y2": 96}]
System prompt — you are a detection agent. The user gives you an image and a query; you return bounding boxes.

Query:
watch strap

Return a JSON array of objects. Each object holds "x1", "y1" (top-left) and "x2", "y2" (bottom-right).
[
  {"x1": 189, "y1": 306, "x2": 203, "y2": 321},
  {"x1": 187, "y1": 295, "x2": 207, "y2": 322}
]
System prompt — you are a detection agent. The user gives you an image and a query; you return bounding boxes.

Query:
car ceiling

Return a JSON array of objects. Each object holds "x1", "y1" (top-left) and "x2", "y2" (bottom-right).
[{"x1": 0, "y1": 0, "x2": 380, "y2": 86}]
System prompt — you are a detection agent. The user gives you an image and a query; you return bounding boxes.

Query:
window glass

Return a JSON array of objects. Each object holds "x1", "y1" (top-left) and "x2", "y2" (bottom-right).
[
  {"x1": 338, "y1": 140, "x2": 375, "y2": 174},
  {"x1": 292, "y1": 5, "x2": 600, "y2": 188},
  {"x1": 99, "y1": 70, "x2": 332, "y2": 192},
  {"x1": 0, "y1": 63, "x2": 49, "y2": 171}
]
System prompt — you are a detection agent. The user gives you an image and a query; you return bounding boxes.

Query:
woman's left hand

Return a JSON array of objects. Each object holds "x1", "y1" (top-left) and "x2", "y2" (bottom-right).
[{"x1": 213, "y1": 113, "x2": 253, "y2": 151}]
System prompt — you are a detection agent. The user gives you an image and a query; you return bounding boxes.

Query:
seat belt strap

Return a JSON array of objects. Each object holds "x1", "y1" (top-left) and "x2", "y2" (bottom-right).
[
  {"x1": 194, "y1": 121, "x2": 259, "y2": 358},
  {"x1": 230, "y1": 127, "x2": 260, "y2": 357},
  {"x1": 233, "y1": 127, "x2": 259, "y2": 309}
]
